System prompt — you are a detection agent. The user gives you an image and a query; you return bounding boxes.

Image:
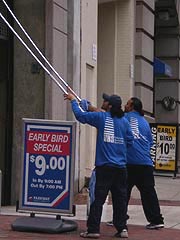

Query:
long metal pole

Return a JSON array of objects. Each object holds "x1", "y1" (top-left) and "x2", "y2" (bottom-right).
[{"x1": 0, "y1": 12, "x2": 69, "y2": 94}]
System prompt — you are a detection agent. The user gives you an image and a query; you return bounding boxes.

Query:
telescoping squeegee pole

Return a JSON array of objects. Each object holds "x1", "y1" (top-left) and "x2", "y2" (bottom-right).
[{"x1": 1, "y1": 0, "x2": 81, "y2": 101}]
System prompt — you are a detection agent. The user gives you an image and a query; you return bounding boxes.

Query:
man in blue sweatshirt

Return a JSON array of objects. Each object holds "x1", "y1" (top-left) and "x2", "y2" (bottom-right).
[
  {"x1": 124, "y1": 97, "x2": 164, "y2": 229},
  {"x1": 64, "y1": 92, "x2": 134, "y2": 238}
]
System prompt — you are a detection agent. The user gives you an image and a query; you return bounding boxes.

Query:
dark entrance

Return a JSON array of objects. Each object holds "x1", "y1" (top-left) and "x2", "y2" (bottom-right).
[{"x1": 0, "y1": 0, "x2": 13, "y2": 205}]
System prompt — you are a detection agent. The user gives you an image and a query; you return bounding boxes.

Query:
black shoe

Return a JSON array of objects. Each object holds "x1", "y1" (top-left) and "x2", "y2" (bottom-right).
[
  {"x1": 80, "y1": 231, "x2": 100, "y2": 238},
  {"x1": 114, "y1": 229, "x2": 128, "y2": 238},
  {"x1": 146, "y1": 223, "x2": 164, "y2": 229}
]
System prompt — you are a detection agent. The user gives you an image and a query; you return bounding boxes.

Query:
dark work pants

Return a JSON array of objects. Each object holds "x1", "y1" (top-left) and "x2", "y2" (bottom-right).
[
  {"x1": 127, "y1": 165, "x2": 164, "y2": 224},
  {"x1": 87, "y1": 166, "x2": 128, "y2": 233}
]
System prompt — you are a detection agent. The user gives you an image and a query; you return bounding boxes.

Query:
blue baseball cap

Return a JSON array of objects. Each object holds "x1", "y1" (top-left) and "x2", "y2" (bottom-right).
[{"x1": 102, "y1": 93, "x2": 122, "y2": 107}]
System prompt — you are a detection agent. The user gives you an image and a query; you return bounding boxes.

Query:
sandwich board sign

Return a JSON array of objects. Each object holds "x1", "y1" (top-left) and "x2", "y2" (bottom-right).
[
  {"x1": 150, "y1": 123, "x2": 178, "y2": 176},
  {"x1": 19, "y1": 118, "x2": 76, "y2": 214}
]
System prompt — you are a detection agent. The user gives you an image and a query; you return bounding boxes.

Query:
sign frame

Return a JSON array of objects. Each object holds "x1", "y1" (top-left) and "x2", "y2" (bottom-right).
[
  {"x1": 18, "y1": 118, "x2": 76, "y2": 215},
  {"x1": 150, "y1": 123, "x2": 178, "y2": 176}
]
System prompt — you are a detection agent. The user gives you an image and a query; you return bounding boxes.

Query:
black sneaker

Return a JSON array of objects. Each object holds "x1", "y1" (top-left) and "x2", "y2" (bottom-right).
[
  {"x1": 146, "y1": 223, "x2": 164, "y2": 229},
  {"x1": 106, "y1": 220, "x2": 113, "y2": 226},
  {"x1": 114, "y1": 229, "x2": 128, "y2": 238},
  {"x1": 80, "y1": 231, "x2": 100, "y2": 238}
]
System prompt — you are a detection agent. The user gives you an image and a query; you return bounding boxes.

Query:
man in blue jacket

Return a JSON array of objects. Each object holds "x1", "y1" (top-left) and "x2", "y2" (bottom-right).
[
  {"x1": 124, "y1": 97, "x2": 164, "y2": 229},
  {"x1": 64, "y1": 92, "x2": 134, "y2": 238}
]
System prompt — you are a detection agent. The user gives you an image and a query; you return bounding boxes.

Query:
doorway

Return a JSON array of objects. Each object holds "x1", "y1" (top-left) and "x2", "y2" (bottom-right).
[{"x1": 0, "y1": 0, "x2": 13, "y2": 205}]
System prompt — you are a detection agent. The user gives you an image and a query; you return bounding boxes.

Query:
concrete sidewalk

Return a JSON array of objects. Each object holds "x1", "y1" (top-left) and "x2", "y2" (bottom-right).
[
  {"x1": 128, "y1": 175, "x2": 180, "y2": 229},
  {"x1": 0, "y1": 175, "x2": 180, "y2": 239}
]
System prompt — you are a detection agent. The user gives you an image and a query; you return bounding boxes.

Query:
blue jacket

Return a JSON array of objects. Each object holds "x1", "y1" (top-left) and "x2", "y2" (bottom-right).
[
  {"x1": 71, "y1": 99, "x2": 134, "y2": 168},
  {"x1": 125, "y1": 111, "x2": 153, "y2": 166}
]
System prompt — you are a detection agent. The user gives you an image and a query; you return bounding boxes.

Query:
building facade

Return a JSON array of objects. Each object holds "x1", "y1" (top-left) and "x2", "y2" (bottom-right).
[{"x1": 0, "y1": 0, "x2": 179, "y2": 205}]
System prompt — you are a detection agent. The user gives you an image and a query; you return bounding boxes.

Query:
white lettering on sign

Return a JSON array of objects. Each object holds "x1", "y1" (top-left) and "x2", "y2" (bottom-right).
[
  {"x1": 28, "y1": 133, "x2": 50, "y2": 142},
  {"x1": 33, "y1": 143, "x2": 62, "y2": 153},
  {"x1": 28, "y1": 133, "x2": 69, "y2": 143},
  {"x1": 51, "y1": 134, "x2": 69, "y2": 143},
  {"x1": 150, "y1": 127, "x2": 157, "y2": 163}
]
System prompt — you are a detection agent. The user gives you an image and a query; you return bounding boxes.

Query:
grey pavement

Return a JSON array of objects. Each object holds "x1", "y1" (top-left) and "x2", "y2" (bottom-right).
[{"x1": 1, "y1": 175, "x2": 180, "y2": 230}]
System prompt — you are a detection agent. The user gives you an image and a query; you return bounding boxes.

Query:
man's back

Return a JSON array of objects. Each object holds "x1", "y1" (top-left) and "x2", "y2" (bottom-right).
[{"x1": 125, "y1": 111, "x2": 153, "y2": 166}]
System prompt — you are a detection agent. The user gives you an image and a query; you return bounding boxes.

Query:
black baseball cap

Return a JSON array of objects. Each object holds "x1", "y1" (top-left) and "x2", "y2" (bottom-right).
[{"x1": 102, "y1": 93, "x2": 122, "y2": 106}]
